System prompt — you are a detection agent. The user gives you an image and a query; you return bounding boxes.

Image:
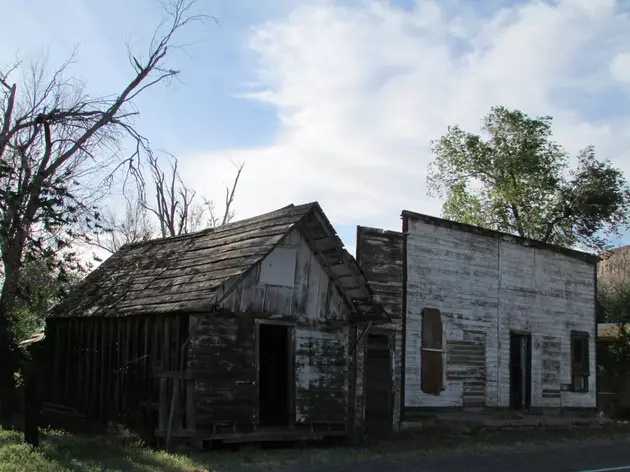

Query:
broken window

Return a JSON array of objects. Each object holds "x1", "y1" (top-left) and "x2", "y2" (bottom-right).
[
  {"x1": 421, "y1": 308, "x2": 445, "y2": 395},
  {"x1": 571, "y1": 331, "x2": 589, "y2": 392}
]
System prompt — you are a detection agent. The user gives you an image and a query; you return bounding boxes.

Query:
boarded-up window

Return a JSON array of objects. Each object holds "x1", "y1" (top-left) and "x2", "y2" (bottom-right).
[
  {"x1": 571, "y1": 331, "x2": 589, "y2": 392},
  {"x1": 259, "y1": 247, "x2": 297, "y2": 287},
  {"x1": 421, "y1": 308, "x2": 444, "y2": 395}
]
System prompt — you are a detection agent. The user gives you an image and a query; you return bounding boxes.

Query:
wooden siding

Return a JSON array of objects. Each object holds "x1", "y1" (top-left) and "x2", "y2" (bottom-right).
[
  {"x1": 42, "y1": 314, "x2": 188, "y2": 436},
  {"x1": 356, "y1": 227, "x2": 403, "y2": 429},
  {"x1": 404, "y1": 217, "x2": 596, "y2": 410},
  {"x1": 189, "y1": 228, "x2": 351, "y2": 430},
  {"x1": 187, "y1": 311, "x2": 257, "y2": 429}
]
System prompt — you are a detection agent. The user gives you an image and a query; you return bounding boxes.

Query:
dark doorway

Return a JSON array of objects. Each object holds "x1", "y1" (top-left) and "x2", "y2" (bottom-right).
[
  {"x1": 365, "y1": 334, "x2": 392, "y2": 431},
  {"x1": 258, "y1": 323, "x2": 292, "y2": 426},
  {"x1": 510, "y1": 333, "x2": 532, "y2": 410}
]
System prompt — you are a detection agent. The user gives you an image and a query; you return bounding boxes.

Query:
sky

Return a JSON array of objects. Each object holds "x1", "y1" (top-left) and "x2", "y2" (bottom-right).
[{"x1": 2, "y1": 0, "x2": 630, "y2": 255}]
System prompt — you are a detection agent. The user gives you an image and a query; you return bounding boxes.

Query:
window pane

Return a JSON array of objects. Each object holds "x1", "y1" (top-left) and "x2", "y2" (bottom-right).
[
  {"x1": 571, "y1": 332, "x2": 589, "y2": 391},
  {"x1": 421, "y1": 308, "x2": 444, "y2": 395}
]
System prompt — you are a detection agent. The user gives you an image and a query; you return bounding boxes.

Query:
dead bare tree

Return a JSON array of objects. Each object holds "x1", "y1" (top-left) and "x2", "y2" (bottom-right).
[
  {"x1": 220, "y1": 159, "x2": 244, "y2": 226},
  {"x1": 0, "y1": 0, "x2": 209, "y2": 439},
  {"x1": 89, "y1": 197, "x2": 154, "y2": 254},
  {"x1": 144, "y1": 152, "x2": 200, "y2": 237},
  {"x1": 144, "y1": 153, "x2": 244, "y2": 237}
]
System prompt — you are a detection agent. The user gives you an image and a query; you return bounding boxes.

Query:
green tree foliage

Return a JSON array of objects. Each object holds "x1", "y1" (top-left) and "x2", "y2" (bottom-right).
[
  {"x1": 4, "y1": 256, "x2": 82, "y2": 343},
  {"x1": 598, "y1": 282, "x2": 630, "y2": 410},
  {"x1": 428, "y1": 106, "x2": 630, "y2": 252}
]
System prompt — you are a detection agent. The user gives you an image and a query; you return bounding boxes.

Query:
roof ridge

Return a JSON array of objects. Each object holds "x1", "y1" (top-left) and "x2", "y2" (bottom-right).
[{"x1": 119, "y1": 202, "x2": 313, "y2": 250}]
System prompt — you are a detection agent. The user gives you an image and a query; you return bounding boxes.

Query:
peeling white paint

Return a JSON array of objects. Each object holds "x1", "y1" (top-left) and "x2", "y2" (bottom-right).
[{"x1": 405, "y1": 219, "x2": 596, "y2": 410}]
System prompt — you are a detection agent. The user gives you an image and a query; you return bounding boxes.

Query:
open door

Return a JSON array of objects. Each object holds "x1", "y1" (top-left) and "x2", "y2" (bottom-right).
[
  {"x1": 258, "y1": 323, "x2": 292, "y2": 426},
  {"x1": 510, "y1": 333, "x2": 532, "y2": 410},
  {"x1": 364, "y1": 334, "x2": 392, "y2": 431}
]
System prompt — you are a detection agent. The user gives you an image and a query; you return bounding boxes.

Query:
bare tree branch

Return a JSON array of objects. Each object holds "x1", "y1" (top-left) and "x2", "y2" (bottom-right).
[
  {"x1": 222, "y1": 160, "x2": 244, "y2": 226},
  {"x1": 0, "y1": 0, "x2": 211, "y2": 429}
]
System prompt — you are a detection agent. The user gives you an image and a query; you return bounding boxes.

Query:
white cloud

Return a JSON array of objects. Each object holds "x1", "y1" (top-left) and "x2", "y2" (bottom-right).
[
  {"x1": 611, "y1": 52, "x2": 630, "y2": 85},
  {"x1": 179, "y1": 0, "x2": 630, "y2": 238}
]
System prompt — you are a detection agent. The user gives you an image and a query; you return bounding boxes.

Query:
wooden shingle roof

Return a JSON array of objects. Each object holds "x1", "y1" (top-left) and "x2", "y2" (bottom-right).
[{"x1": 50, "y1": 202, "x2": 386, "y2": 320}]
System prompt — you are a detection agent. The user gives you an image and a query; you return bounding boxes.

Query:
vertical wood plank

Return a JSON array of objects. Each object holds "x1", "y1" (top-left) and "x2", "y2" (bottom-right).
[
  {"x1": 116, "y1": 317, "x2": 122, "y2": 417},
  {"x1": 52, "y1": 321, "x2": 62, "y2": 403},
  {"x1": 64, "y1": 320, "x2": 72, "y2": 402},
  {"x1": 92, "y1": 319, "x2": 98, "y2": 417},
  {"x1": 99, "y1": 318, "x2": 106, "y2": 420},
  {"x1": 86, "y1": 318, "x2": 94, "y2": 416},
  {"x1": 106, "y1": 318, "x2": 113, "y2": 418},
  {"x1": 122, "y1": 317, "x2": 130, "y2": 415},
  {"x1": 174, "y1": 316, "x2": 180, "y2": 371},
  {"x1": 186, "y1": 379, "x2": 195, "y2": 431},
  {"x1": 143, "y1": 317, "x2": 149, "y2": 405},
  {"x1": 164, "y1": 316, "x2": 171, "y2": 372},
  {"x1": 131, "y1": 316, "x2": 138, "y2": 411},
  {"x1": 159, "y1": 377, "x2": 168, "y2": 433},
  {"x1": 152, "y1": 316, "x2": 160, "y2": 404}
]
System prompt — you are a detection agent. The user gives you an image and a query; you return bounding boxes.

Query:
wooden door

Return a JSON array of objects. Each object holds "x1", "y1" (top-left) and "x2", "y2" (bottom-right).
[{"x1": 365, "y1": 334, "x2": 392, "y2": 431}]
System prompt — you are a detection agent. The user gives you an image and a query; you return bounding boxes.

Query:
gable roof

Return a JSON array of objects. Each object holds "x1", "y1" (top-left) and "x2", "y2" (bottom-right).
[
  {"x1": 402, "y1": 210, "x2": 599, "y2": 265},
  {"x1": 50, "y1": 202, "x2": 386, "y2": 320}
]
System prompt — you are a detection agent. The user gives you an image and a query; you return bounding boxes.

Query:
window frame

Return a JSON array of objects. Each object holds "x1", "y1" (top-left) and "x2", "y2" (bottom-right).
[
  {"x1": 420, "y1": 307, "x2": 446, "y2": 395},
  {"x1": 570, "y1": 331, "x2": 590, "y2": 393}
]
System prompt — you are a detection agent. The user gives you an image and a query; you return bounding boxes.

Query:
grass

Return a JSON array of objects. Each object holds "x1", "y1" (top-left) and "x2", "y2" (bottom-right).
[
  {"x1": 1, "y1": 422, "x2": 630, "y2": 472},
  {"x1": 0, "y1": 428, "x2": 207, "y2": 472}
]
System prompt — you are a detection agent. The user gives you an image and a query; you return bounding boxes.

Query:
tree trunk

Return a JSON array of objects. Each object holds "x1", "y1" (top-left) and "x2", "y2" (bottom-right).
[{"x1": 0, "y1": 249, "x2": 24, "y2": 423}]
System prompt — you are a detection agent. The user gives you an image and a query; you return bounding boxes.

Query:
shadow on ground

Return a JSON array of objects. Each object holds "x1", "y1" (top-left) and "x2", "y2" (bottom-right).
[{"x1": 2, "y1": 422, "x2": 630, "y2": 472}]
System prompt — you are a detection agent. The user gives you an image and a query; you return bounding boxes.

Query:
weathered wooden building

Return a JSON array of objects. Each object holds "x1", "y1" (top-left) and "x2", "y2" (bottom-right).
[
  {"x1": 41, "y1": 203, "x2": 388, "y2": 445},
  {"x1": 357, "y1": 210, "x2": 598, "y2": 428}
]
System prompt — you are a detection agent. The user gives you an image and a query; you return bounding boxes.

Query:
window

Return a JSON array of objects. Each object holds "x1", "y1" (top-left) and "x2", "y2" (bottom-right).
[
  {"x1": 421, "y1": 308, "x2": 445, "y2": 395},
  {"x1": 571, "y1": 331, "x2": 589, "y2": 392}
]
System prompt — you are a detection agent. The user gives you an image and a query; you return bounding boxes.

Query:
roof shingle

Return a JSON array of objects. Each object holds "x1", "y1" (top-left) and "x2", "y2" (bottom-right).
[{"x1": 51, "y1": 203, "x2": 313, "y2": 317}]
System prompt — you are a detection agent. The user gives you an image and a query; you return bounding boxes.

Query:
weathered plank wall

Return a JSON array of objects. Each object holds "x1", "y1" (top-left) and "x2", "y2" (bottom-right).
[
  {"x1": 190, "y1": 228, "x2": 352, "y2": 430},
  {"x1": 187, "y1": 311, "x2": 257, "y2": 431},
  {"x1": 42, "y1": 314, "x2": 188, "y2": 435},
  {"x1": 356, "y1": 226, "x2": 404, "y2": 429},
  {"x1": 404, "y1": 217, "x2": 596, "y2": 410}
]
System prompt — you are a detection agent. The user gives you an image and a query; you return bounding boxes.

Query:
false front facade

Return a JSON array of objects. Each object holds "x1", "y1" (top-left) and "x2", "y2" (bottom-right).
[{"x1": 357, "y1": 210, "x2": 598, "y2": 426}]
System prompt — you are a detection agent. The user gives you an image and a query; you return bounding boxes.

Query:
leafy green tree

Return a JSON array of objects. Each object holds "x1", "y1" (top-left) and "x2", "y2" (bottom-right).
[
  {"x1": 598, "y1": 282, "x2": 630, "y2": 415},
  {"x1": 4, "y1": 255, "x2": 82, "y2": 343},
  {"x1": 428, "y1": 106, "x2": 630, "y2": 252}
]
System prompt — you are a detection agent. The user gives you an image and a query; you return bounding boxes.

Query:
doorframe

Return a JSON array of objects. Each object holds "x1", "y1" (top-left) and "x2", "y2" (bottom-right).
[
  {"x1": 255, "y1": 319, "x2": 296, "y2": 426},
  {"x1": 509, "y1": 331, "x2": 532, "y2": 411},
  {"x1": 364, "y1": 330, "x2": 395, "y2": 429}
]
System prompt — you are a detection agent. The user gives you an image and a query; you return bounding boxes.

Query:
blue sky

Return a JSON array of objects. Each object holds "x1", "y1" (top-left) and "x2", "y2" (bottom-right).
[{"x1": 2, "y1": 0, "x2": 630, "y2": 253}]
